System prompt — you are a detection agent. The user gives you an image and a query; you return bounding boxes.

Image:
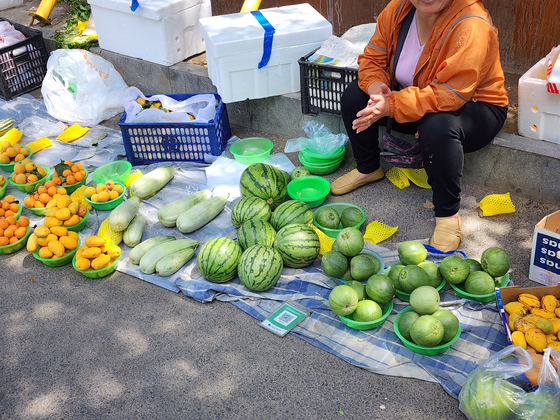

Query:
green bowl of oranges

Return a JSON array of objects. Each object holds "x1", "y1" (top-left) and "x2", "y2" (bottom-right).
[
  {"x1": 7, "y1": 160, "x2": 50, "y2": 193},
  {"x1": 84, "y1": 181, "x2": 126, "y2": 211},
  {"x1": 0, "y1": 142, "x2": 33, "y2": 172}
]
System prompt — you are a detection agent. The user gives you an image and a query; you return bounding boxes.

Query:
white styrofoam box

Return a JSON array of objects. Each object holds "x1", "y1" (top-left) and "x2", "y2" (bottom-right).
[
  {"x1": 0, "y1": 0, "x2": 23, "y2": 12},
  {"x1": 88, "y1": 0, "x2": 211, "y2": 66},
  {"x1": 199, "y1": 3, "x2": 332, "y2": 103},
  {"x1": 518, "y1": 48, "x2": 560, "y2": 144}
]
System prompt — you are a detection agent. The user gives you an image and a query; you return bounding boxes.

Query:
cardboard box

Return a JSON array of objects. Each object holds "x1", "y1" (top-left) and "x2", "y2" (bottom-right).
[
  {"x1": 529, "y1": 210, "x2": 560, "y2": 286},
  {"x1": 88, "y1": 0, "x2": 211, "y2": 66},
  {"x1": 199, "y1": 3, "x2": 332, "y2": 103},
  {"x1": 496, "y1": 283, "x2": 560, "y2": 344},
  {"x1": 518, "y1": 48, "x2": 560, "y2": 144}
]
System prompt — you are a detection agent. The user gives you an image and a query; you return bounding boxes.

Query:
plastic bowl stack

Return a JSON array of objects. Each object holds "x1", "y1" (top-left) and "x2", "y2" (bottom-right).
[{"x1": 298, "y1": 146, "x2": 345, "y2": 175}]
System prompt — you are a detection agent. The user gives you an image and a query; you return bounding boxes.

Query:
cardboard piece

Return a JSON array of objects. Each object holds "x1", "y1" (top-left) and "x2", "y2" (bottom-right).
[{"x1": 529, "y1": 210, "x2": 560, "y2": 286}]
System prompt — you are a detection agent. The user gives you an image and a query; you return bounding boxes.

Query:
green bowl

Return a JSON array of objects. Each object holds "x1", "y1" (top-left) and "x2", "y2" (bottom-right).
[
  {"x1": 92, "y1": 160, "x2": 131, "y2": 185},
  {"x1": 49, "y1": 168, "x2": 89, "y2": 195},
  {"x1": 287, "y1": 175, "x2": 330, "y2": 208},
  {"x1": 338, "y1": 300, "x2": 393, "y2": 330},
  {"x1": 33, "y1": 238, "x2": 81, "y2": 267},
  {"x1": 230, "y1": 137, "x2": 273, "y2": 165},
  {"x1": 23, "y1": 202, "x2": 45, "y2": 217},
  {"x1": 66, "y1": 208, "x2": 89, "y2": 232},
  {"x1": 449, "y1": 272, "x2": 510, "y2": 302},
  {"x1": 72, "y1": 253, "x2": 120, "y2": 279},
  {"x1": 84, "y1": 182, "x2": 126, "y2": 211},
  {"x1": 298, "y1": 152, "x2": 344, "y2": 175},
  {"x1": 333, "y1": 248, "x2": 385, "y2": 286},
  {"x1": 313, "y1": 202, "x2": 366, "y2": 239},
  {"x1": 0, "y1": 226, "x2": 31, "y2": 254},
  {"x1": 300, "y1": 146, "x2": 345, "y2": 164},
  {"x1": 7, "y1": 164, "x2": 51, "y2": 193},
  {"x1": 393, "y1": 306, "x2": 462, "y2": 355},
  {"x1": 0, "y1": 178, "x2": 7, "y2": 198},
  {"x1": 0, "y1": 147, "x2": 33, "y2": 172},
  {"x1": 384, "y1": 261, "x2": 446, "y2": 302}
]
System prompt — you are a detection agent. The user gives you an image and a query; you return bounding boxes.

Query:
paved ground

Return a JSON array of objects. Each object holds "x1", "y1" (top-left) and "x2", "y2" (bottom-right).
[{"x1": 0, "y1": 4, "x2": 554, "y2": 420}]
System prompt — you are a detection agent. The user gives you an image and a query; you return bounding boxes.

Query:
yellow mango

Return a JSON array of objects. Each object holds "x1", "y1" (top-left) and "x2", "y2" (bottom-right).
[
  {"x1": 548, "y1": 341, "x2": 560, "y2": 352},
  {"x1": 56, "y1": 195, "x2": 72, "y2": 209},
  {"x1": 518, "y1": 293, "x2": 540, "y2": 309},
  {"x1": 59, "y1": 236, "x2": 78, "y2": 251},
  {"x1": 67, "y1": 231, "x2": 79, "y2": 241},
  {"x1": 511, "y1": 331, "x2": 527, "y2": 349},
  {"x1": 47, "y1": 240, "x2": 65, "y2": 258},
  {"x1": 81, "y1": 247, "x2": 101, "y2": 259},
  {"x1": 44, "y1": 216, "x2": 63, "y2": 228},
  {"x1": 38, "y1": 246, "x2": 53, "y2": 259},
  {"x1": 514, "y1": 316, "x2": 536, "y2": 333},
  {"x1": 541, "y1": 295, "x2": 559, "y2": 313},
  {"x1": 85, "y1": 236, "x2": 107, "y2": 248},
  {"x1": 525, "y1": 328, "x2": 547, "y2": 353},
  {"x1": 54, "y1": 207, "x2": 71, "y2": 221},
  {"x1": 536, "y1": 318, "x2": 554, "y2": 335},
  {"x1": 43, "y1": 207, "x2": 58, "y2": 217},
  {"x1": 34, "y1": 225, "x2": 50, "y2": 238},
  {"x1": 530, "y1": 308, "x2": 556, "y2": 319},
  {"x1": 50, "y1": 226, "x2": 68, "y2": 237},
  {"x1": 550, "y1": 318, "x2": 560, "y2": 335},
  {"x1": 63, "y1": 214, "x2": 81, "y2": 227},
  {"x1": 556, "y1": 308, "x2": 560, "y2": 318},
  {"x1": 505, "y1": 301, "x2": 529, "y2": 316},
  {"x1": 68, "y1": 200, "x2": 80, "y2": 215},
  {"x1": 508, "y1": 312, "x2": 521, "y2": 332},
  {"x1": 75, "y1": 246, "x2": 84, "y2": 259},
  {"x1": 91, "y1": 254, "x2": 111, "y2": 270},
  {"x1": 37, "y1": 233, "x2": 57, "y2": 248},
  {"x1": 107, "y1": 245, "x2": 121, "y2": 259},
  {"x1": 75, "y1": 257, "x2": 91, "y2": 271},
  {"x1": 26, "y1": 233, "x2": 38, "y2": 253},
  {"x1": 546, "y1": 334, "x2": 558, "y2": 344},
  {"x1": 45, "y1": 198, "x2": 58, "y2": 209}
]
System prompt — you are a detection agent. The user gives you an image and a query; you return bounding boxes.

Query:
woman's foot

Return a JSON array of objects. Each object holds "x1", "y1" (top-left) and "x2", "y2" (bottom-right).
[
  {"x1": 429, "y1": 213, "x2": 463, "y2": 252},
  {"x1": 330, "y1": 168, "x2": 385, "y2": 195}
]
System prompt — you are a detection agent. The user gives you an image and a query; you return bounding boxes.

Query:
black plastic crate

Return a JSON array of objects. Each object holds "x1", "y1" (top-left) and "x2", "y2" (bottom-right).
[
  {"x1": 0, "y1": 18, "x2": 49, "y2": 101},
  {"x1": 118, "y1": 93, "x2": 232, "y2": 165},
  {"x1": 298, "y1": 49, "x2": 358, "y2": 116}
]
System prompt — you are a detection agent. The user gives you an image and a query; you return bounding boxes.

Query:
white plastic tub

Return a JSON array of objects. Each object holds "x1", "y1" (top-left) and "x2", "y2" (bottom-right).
[
  {"x1": 199, "y1": 3, "x2": 332, "y2": 103},
  {"x1": 88, "y1": 0, "x2": 210, "y2": 66}
]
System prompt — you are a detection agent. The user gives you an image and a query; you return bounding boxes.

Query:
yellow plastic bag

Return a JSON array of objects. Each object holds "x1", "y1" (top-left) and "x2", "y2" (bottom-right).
[
  {"x1": 57, "y1": 123, "x2": 89, "y2": 142},
  {"x1": 385, "y1": 167, "x2": 410, "y2": 189},
  {"x1": 479, "y1": 192, "x2": 516, "y2": 216},
  {"x1": 0, "y1": 128, "x2": 22, "y2": 145},
  {"x1": 401, "y1": 168, "x2": 431, "y2": 189},
  {"x1": 364, "y1": 220, "x2": 398, "y2": 244},
  {"x1": 25, "y1": 136, "x2": 53, "y2": 154}
]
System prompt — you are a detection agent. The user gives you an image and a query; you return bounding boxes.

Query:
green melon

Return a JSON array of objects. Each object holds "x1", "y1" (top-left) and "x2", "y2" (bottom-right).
[
  {"x1": 464, "y1": 271, "x2": 495, "y2": 295},
  {"x1": 398, "y1": 241, "x2": 427, "y2": 265},
  {"x1": 336, "y1": 227, "x2": 364, "y2": 258},
  {"x1": 196, "y1": 237, "x2": 243, "y2": 283},
  {"x1": 464, "y1": 258, "x2": 483, "y2": 273},
  {"x1": 365, "y1": 274, "x2": 395, "y2": 304},
  {"x1": 439, "y1": 255, "x2": 470, "y2": 284},
  {"x1": 273, "y1": 223, "x2": 320, "y2": 268},
  {"x1": 353, "y1": 299, "x2": 382, "y2": 322},
  {"x1": 410, "y1": 285, "x2": 440, "y2": 315},
  {"x1": 387, "y1": 263, "x2": 405, "y2": 290},
  {"x1": 270, "y1": 200, "x2": 313, "y2": 231},
  {"x1": 398, "y1": 265, "x2": 431, "y2": 293},
  {"x1": 281, "y1": 170, "x2": 292, "y2": 186},
  {"x1": 340, "y1": 268, "x2": 353, "y2": 281},
  {"x1": 231, "y1": 196, "x2": 272, "y2": 229},
  {"x1": 239, "y1": 162, "x2": 287, "y2": 210},
  {"x1": 350, "y1": 253, "x2": 379, "y2": 282},
  {"x1": 328, "y1": 285, "x2": 359, "y2": 316},
  {"x1": 410, "y1": 315, "x2": 444, "y2": 347},
  {"x1": 418, "y1": 261, "x2": 443, "y2": 288},
  {"x1": 431, "y1": 309, "x2": 460, "y2": 343},
  {"x1": 291, "y1": 166, "x2": 311, "y2": 180},
  {"x1": 398, "y1": 310, "x2": 420, "y2": 341},
  {"x1": 315, "y1": 206, "x2": 341, "y2": 229},
  {"x1": 321, "y1": 250, "x2": 349, "y2": 278},
  {"x1": 340, "y1": 207, "x2": 363, "y2": 228},
  {"x1": 237, "y1": 219, "x2": 277, "y2": 251},
  {"x1": 238, "y1": 244, "x2": 283, "y2": 292},
  {"x1": 345, "y1": 280, "x2": 365, "y2": 301},
  {"x1": 358, "y1": 252, "x2": 381, "y2": 274},
  {"x1": 480, "y1": 247, "x2": 511, "y2": 277}
]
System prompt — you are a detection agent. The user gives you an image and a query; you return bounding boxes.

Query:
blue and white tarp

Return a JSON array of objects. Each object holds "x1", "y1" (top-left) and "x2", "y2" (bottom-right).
[{"x1": 1, "y1": 95, "x2": 510, "y2": 400}]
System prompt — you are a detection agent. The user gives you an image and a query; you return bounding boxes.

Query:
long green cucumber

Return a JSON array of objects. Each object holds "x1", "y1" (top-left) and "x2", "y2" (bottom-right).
[
  {"x1": 157, "y1": 189, "x2": 212, "y2": 227},
  {"x1": 176, "y1": 195, "x2": 228, "y2": 233},
  {"x1": 140, "y1": 239, "x2": 198, "y2": 274},
  {"x1": 129, "y1": 235, "x2": 176, "y2": 265},
  {"x1": 155, "y1": 246, "x2": 198, "y2": 277}
]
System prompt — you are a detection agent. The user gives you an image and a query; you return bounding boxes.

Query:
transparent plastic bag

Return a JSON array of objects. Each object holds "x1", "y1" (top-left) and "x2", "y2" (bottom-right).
[
  {"x1": 19, "y1": 115, "x2": 66, "y2": 139},
  {"x1": 284, "y1": 121, "x2": 348, "y2": 154},
  {"x1": 458, "y1": 346, "x2": 560, "y2": 420}
]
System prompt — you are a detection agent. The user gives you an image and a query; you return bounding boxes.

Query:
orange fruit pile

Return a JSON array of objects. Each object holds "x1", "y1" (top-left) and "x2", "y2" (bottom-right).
[
  {"x1": 0, "y1": 215, "x2": 29, "y2": 246},
  {"x1": 0, "y1": 195, "x2": 20, "y2": 218},
  {"x1": 52, "y1": 160, "x2": 86, "y2": 187},
  {"x1": 10, "y1": 159, "x2": 48, "y2": 185},
  {"x1": 24, "y1": 180, "x2": 67, "y2": 209}
]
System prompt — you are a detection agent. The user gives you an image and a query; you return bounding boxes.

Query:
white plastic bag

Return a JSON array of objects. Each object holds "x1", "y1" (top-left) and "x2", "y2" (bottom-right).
[
  {"x1": 41, "y1": 49, "x2": 128, "y2": 126},
  {"x1": 284, "y1": 121, "x2": 348, "y2": 154},
  {"x1": 122, "y1": 87, "x2": 217, "y2": 124},
  {"x1": 19, "y1": 115, "x2": 66, "y2": 139},
  {"x1": 0, "y1": 21, "x2": 26, "y2": 55}
]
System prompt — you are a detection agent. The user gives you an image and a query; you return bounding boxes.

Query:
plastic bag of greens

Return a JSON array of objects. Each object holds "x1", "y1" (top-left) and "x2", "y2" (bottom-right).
[
  {"x1": 458, "y1": 346, "x2": 560, "y2": 420},
  {"x1": 284, "y1": 121, "x2": 347, "y2": 154}
]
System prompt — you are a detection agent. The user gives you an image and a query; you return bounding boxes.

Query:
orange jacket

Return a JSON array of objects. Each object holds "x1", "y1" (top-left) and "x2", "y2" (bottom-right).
[{"x1": 358, "y1": 0, "x2": 509, "y2": 123}]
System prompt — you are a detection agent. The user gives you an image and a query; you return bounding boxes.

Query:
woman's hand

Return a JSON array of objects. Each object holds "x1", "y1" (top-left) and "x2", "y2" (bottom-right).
[{"x1": 352, "y1": 84, "x2": 392, "y2": 133}]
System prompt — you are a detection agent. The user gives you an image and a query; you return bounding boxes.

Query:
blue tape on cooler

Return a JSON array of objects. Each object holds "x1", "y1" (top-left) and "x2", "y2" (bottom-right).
[
  {"x1": 251, "y1": 10, "x2": 275, "y2": 69},
  {"x1": 130, "y1": 0, "x2": 139, "y2": 12}
]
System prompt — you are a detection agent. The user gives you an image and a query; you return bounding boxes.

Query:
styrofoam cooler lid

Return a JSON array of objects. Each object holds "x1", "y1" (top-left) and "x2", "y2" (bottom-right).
[
  {"x1": 199, "y1": 3, "x2": 332, "y2": 58},
  {"x1": 87, "y1": 0, "x2": 203, "y2": 20}
]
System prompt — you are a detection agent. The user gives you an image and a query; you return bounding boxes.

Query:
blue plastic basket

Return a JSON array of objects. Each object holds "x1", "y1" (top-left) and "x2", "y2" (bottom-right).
[{"x1": 117, "y1": 93, "x2": 231, "y2": 165}]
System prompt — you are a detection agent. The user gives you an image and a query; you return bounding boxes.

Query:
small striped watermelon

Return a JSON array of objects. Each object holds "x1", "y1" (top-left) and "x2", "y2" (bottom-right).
[
  {"x1": 238, "y1": 244, "x2": 284, "y2": 292},
  {"x1": 274, "y1": 223, "x2": 320, "y2": 268},
  {"x1": 237, "y1": 219, "x2": 277, "y2": 251},
  {"x1": 196, "y1": 237, "x2": 242, "y2": 283},
  {"x1": 239, "y1": 163, "x2": 287, "y2": 210},
  {"x1": 270, "y1": 200, "x2": 313, "y2": 231},
  {"x1": 231, "y1": 196, "x2": 272, "y2": 229}
]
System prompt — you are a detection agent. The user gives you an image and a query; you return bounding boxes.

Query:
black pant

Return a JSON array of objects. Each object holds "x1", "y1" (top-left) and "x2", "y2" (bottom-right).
[{"x1": 340, "y1": 80, "x2": 507, "y2": 217}]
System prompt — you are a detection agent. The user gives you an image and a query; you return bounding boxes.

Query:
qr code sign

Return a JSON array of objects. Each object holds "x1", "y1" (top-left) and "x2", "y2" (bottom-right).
[{"x1": 275, "y1": 310, "x2": 297, "y2": 327}]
